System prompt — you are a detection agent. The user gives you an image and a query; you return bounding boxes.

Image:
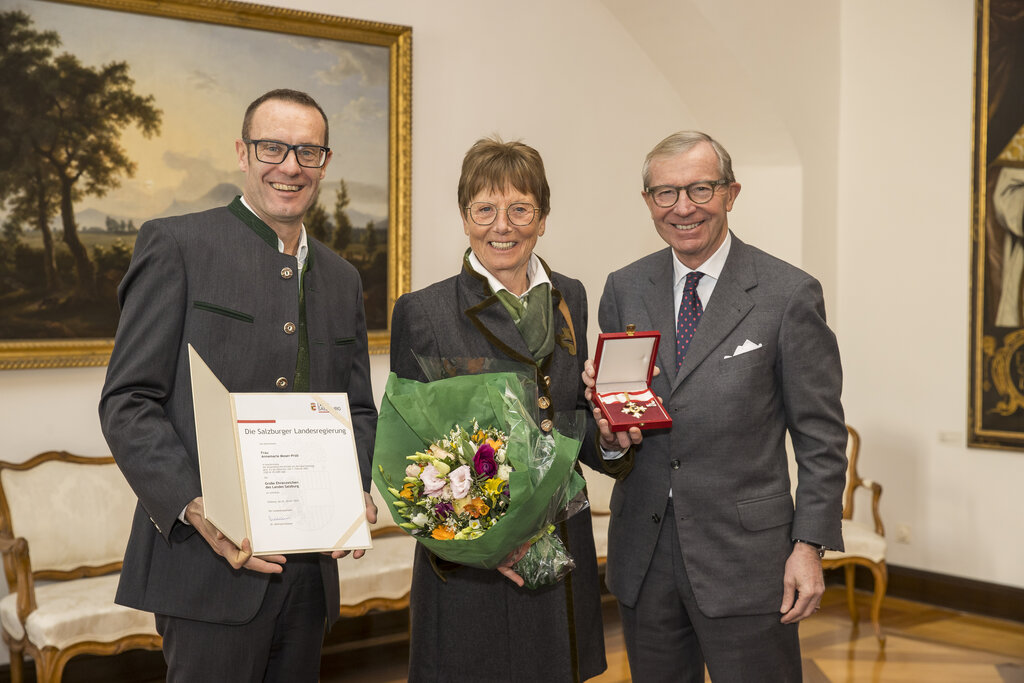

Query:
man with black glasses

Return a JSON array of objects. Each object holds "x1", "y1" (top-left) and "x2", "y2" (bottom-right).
[
  {"x1": 582, "y1": 130, "x2": 848, "y2": 682},
  {"x1": 100, "y1": 89, "x2": 377, "y2": 682}
]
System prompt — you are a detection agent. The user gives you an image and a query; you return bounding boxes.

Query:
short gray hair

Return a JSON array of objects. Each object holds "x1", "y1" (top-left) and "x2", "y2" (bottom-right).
[{"x1": 641, "y1": 131, "x2": 736, "y2": 187}]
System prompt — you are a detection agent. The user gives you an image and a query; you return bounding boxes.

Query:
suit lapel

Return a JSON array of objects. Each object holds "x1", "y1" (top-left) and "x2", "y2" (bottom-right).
[{"x1": 671, "y1": 236, "x2": 757, "y2": 393}]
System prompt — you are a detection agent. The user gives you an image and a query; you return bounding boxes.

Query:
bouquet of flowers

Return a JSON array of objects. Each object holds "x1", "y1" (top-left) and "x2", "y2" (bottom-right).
[
  {"x1": 380, "y1": 420, "x2": 513, "y2": 542},
  {"x1": 372, "y1": 368, "x2": 586, "y2": 587}
]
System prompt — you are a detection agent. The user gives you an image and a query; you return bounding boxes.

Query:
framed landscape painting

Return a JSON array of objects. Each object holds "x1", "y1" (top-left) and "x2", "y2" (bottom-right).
[{"x1": 0, "y1": 0, "x2": 411, "y2": 368}]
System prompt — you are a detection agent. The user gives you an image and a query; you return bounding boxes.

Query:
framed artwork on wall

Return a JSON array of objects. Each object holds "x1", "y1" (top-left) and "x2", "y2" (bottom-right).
[
  {"x1": 0, "y1": 0, "x2": 412, "y2": 368},
  {"x1": 968, "y1": 0, "x2": 1024, "y2": 449}
]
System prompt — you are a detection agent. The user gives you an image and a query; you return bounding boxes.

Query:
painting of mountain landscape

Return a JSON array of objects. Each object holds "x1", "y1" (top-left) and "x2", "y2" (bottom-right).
[{"x1": 0, "y1": 0, "x2": 400, "y2": 350}]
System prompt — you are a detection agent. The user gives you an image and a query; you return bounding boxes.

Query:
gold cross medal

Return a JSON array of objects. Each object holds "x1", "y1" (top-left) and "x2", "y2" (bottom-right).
[{"x1": 621, "y1": 392, "x2": 648, "y2": 418}]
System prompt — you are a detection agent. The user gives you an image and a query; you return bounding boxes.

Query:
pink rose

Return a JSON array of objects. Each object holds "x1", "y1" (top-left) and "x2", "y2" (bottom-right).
[
  {"x1": 420, "y1": 464, "x2": 446, "y2": 496},
  {"x1": 449, "y1": 465, "x2": 472, "y2": 499}
]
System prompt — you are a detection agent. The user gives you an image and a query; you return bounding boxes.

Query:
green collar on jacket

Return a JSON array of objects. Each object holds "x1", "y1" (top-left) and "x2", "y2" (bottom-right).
[{"x1": 228, "y1": 195, "x2": 315, "y2": 272}]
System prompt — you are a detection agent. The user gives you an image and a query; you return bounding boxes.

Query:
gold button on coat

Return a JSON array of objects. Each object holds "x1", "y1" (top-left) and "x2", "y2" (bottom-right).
[
  {"x1": 281, "y1": 267, "x2": 294, "y2": 279},
  {"x1": 540, "y1": 418, "x2": 553, "y2": 432},
  {"x1": 538, "y1": 396, "x2": 551, "y2": 410},
  {"x1": 276, "y1": 377, "x2": 289, "y2": 389},
  {"x1": 283, "y1": 322, "x2": 296, "y2": 334}
]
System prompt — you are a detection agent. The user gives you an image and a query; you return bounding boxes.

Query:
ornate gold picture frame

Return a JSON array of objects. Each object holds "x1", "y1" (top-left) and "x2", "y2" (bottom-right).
[
  {"x1": 0, "y1": 0, "x2": 411, "y2": 369},
  {"x1": 968, "y1": 0, "x2": 1024, "y2": 448}
]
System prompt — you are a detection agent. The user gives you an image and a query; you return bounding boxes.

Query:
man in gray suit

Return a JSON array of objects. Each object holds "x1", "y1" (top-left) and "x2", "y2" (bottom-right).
[
  {"x1": 582, "y1": 131, "x2": 847, "y2": 682},
  {"x1": 99, "y1": 89, "x2": 377, "y2": 682}
]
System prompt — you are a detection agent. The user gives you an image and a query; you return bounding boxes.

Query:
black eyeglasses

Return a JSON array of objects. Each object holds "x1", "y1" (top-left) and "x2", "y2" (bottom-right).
[
  {"x1": 644, "y1": 180, "x2": 730, "y2": 207},
  {"x1": 244, "y1": 138, "x2": 330, "y2": 168}
]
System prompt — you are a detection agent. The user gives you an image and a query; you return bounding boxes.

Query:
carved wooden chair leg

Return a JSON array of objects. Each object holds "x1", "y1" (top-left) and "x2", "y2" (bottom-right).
[
  {"x1": 844, "y1": 564, "x2": 859, "y2": 626},
  {"x1": 9, "y1": 647, "x2": 23, "y2": 683},
  {"x1": 869, "y1": 561, "x2": 888, "y2": 645},
  {"x1": 35, "y1": 647, "x2": 62, "y2": 683}
]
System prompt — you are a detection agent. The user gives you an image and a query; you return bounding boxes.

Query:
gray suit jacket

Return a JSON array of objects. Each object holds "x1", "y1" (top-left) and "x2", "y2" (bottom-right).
[
  {"x1": 591, "y1": 235, "x2": 846, "y2": 618},
  {"x1": 99, "y1": 200, "x2": 377, "y2": 625}
]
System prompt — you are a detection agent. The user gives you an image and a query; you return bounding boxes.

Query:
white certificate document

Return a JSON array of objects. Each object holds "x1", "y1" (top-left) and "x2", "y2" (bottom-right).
[{"x1": 189, "y1": 345, "x2": 371, "y2": 555}]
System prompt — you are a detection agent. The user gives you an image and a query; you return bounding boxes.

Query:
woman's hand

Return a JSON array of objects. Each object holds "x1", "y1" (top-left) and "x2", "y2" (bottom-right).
[{"x1": 497, "y1": 541, "x2": 531, "y2": 587}]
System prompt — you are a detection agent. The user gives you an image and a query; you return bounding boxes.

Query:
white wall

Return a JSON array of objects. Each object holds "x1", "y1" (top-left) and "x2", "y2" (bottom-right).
[
  {"x1": 837, "y1": 0, "x2": 1024, "y2": 589},
  {"x1": 0, "y1": 367, "x2": 111, "y2": 456},
  {"x1": 1, "y1": 0, "x2": 1020, "y2": 667},
  {"x1": 601, "y1": 0, "x2": 840, "y2": 302}
]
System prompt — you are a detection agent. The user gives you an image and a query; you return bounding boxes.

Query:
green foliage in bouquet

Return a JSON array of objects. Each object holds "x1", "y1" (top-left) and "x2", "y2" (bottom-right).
[{"x1": 372, "y1": 371, "x2": 585, "y2": 570}]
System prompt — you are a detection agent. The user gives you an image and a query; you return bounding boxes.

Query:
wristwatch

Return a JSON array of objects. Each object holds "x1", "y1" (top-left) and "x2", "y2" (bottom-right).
[{"x1": 794, "y1": 539, "x2": 826, "y2": 559}]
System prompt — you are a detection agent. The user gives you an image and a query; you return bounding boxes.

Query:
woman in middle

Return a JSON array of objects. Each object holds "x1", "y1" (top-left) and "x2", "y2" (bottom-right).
[{"x1": 389, "y1": 136, "x2": 606, "y2": 682}]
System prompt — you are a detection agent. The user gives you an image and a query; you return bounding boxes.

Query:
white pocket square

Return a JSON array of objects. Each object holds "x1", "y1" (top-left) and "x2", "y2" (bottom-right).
[{"x1": 724, "y1": 339, "x2": 762, "y2": 359}]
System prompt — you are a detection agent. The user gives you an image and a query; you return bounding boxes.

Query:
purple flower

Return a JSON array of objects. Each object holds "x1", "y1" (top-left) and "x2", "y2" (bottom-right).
[
  {"x1": 474, "y1": 443, "x2": 498, "y2": 477},
  {"x1": 435, "y1": 501, "x2": 454, "y2": 519}
]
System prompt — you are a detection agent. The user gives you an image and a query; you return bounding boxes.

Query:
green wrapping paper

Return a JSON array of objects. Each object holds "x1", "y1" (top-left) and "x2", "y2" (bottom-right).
[{"x1": 372, "y1": 371, "x2": 586, "y2": 570}]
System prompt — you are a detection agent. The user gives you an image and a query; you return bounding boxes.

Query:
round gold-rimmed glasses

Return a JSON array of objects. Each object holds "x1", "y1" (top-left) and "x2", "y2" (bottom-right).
[{"x1": 464, "y1": 202, "x2": 539, "y2": 227}]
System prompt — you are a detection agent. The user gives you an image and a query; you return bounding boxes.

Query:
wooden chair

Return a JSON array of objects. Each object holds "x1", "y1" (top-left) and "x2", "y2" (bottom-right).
[
  {"x1": 821, "y1": 426, "x2": 888, "y2": 644},
  {"x1": 0, "y1": 451, "x2": 161, "y2": 682}
]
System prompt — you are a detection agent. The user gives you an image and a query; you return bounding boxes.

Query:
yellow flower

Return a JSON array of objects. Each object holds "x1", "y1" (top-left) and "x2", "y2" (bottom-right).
[
  {"x1": 472, "y1": 429, "x2": 487, "y2": 443},
  {"x1": 483, "y1": 477, "x2": 506, "y2": 497},
  {"x1": 399, "y1": 482, "x2": 418, "y2": 500},
  {"x1": 431, "y1": 526, "x2": 455, "y2": 540},
  {"x1": 486, "y1": 437, "x2": 503, "y2": 451}
]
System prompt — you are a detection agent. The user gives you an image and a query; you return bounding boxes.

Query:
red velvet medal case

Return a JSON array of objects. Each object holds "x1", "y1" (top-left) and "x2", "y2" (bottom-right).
[{"x1": 593, "y1": 326, "x2": 672, "y2": 432}]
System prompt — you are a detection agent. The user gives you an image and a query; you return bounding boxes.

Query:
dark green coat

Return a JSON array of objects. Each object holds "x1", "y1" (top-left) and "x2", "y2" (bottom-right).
[{"x1": 389, "y1": 256, "x2": 606, "y2": 682}]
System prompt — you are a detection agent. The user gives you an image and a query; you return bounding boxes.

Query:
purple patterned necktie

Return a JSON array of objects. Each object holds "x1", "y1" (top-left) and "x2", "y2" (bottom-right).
[{"x1": 676, "y1": 271, "x2": 704, "y2": 369}]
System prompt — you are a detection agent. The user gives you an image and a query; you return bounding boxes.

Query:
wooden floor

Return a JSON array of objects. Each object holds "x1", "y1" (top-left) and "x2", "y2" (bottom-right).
[{"x1": 320, "y1": 586, "x2": 1024, "y2": 683}]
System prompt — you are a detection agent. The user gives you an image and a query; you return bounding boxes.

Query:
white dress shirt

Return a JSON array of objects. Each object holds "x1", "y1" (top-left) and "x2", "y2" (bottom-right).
[{"x1": 467, "y1": 250, "x2": 551, "y2": 300}]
